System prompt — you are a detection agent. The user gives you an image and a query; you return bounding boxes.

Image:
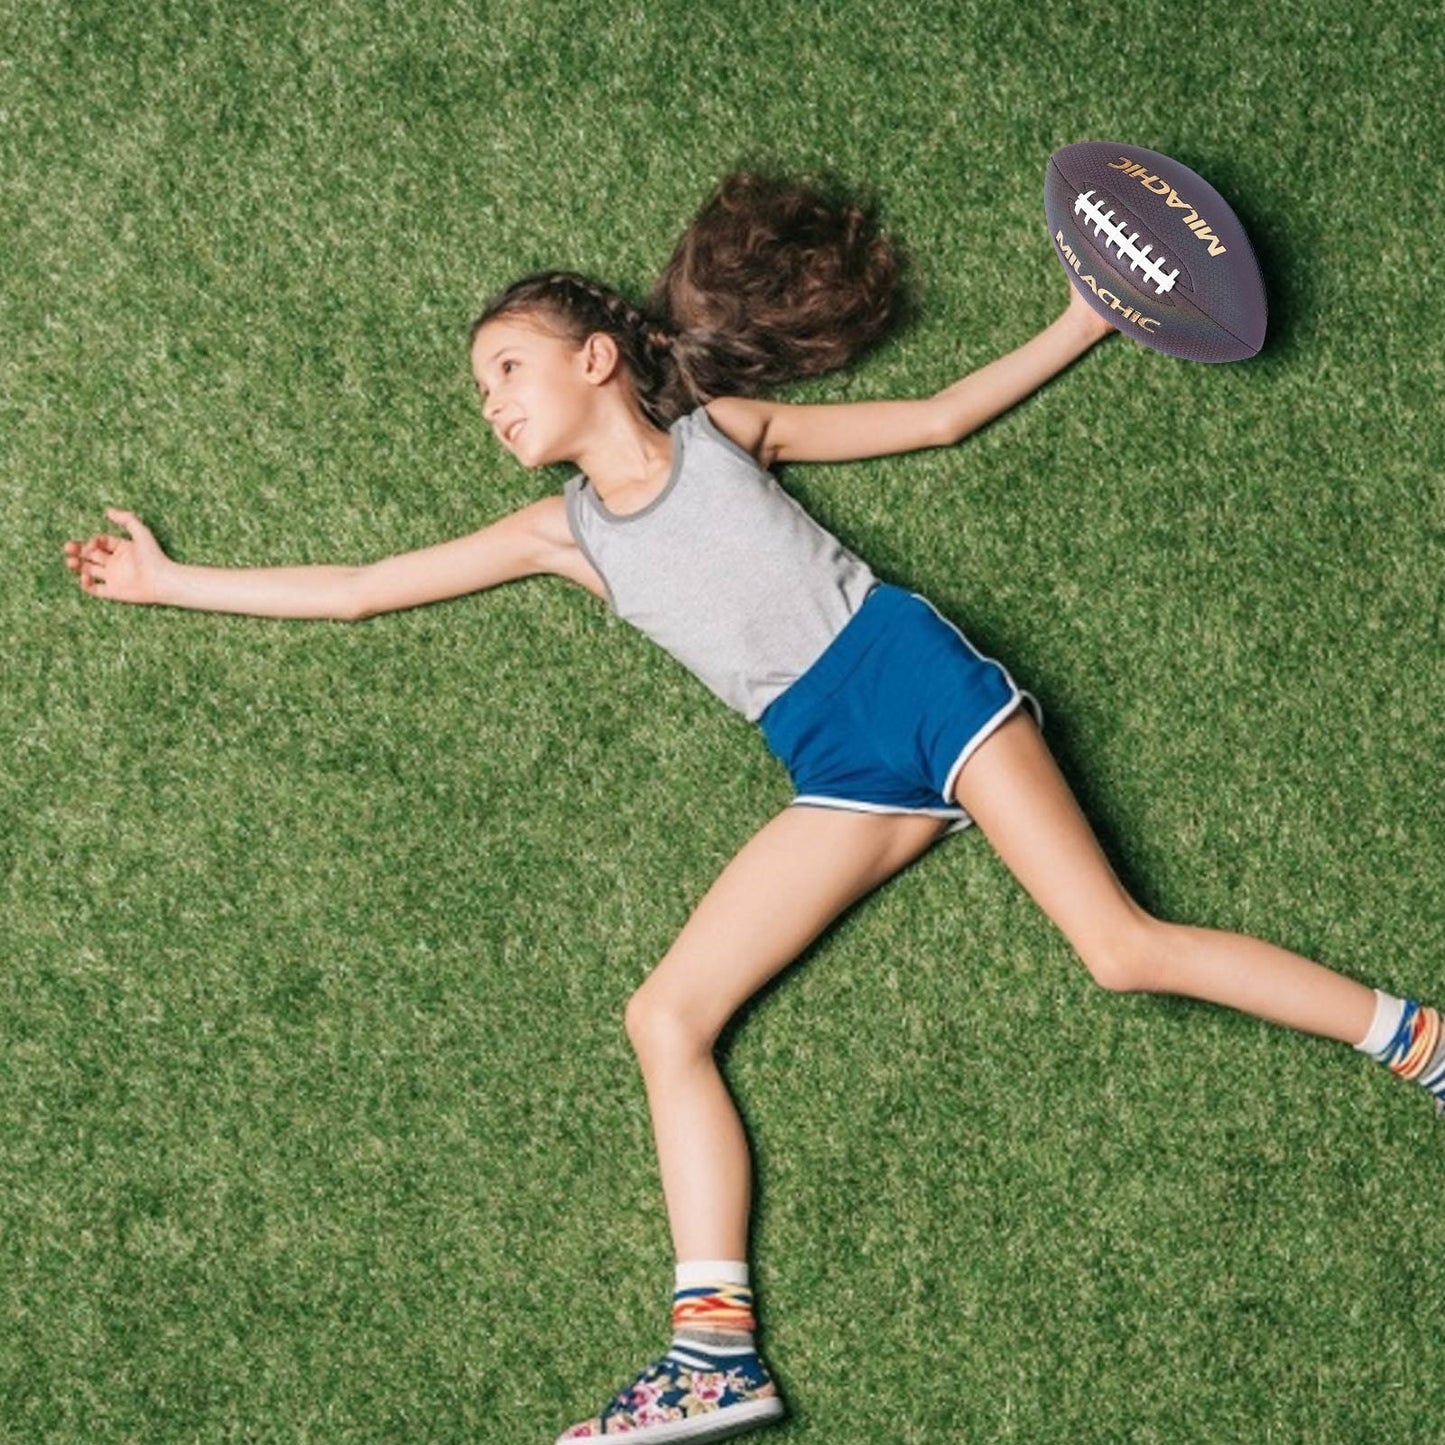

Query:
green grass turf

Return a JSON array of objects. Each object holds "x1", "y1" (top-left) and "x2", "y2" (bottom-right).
[{"x1": 4, "y1": 0, "x2": 1444, "y2": 1439}]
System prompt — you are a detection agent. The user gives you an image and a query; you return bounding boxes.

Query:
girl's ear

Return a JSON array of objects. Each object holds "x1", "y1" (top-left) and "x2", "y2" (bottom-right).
[{"x1": 580, "y1": 330, "x2": 623, "y2": 386}]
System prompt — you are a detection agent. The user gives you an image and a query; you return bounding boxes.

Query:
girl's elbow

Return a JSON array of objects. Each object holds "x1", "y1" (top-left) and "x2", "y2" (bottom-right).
[
  {"x1": 926, "y1": 395, "x2": 968, "y2": 450},
  {"x1": 933, "y1": 394, "x2": 992, "y2": 449},
  {"x1": 337, "y1": 568, "x2": 379, "y2": 622},
  {"x1": 941, "y1": 417, "x2": 979, "y2": 449}
]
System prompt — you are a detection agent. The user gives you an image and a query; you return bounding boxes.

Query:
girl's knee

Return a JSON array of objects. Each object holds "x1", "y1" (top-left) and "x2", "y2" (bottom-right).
[
  {"x1": 624, "y1": 983, "x2": 716, "y2": 1064},
  {"x1": 1075, "y1": 908, "x2": 1176, "y2": 994}
]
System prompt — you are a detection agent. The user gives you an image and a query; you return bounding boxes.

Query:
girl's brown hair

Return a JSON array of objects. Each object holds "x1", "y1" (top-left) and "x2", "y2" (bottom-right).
[{"x1": 470, "y1": 168, "x2": 909, "y2": 429}]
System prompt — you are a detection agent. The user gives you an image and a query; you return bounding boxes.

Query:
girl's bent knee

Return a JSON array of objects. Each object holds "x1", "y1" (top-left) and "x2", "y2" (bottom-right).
[
  {"x1": 1078, "y1": 911, "x2": 1172, "y2": 994},
  {"x1": 624, "y1": 986, "x2": 715, "y2": 1064}
]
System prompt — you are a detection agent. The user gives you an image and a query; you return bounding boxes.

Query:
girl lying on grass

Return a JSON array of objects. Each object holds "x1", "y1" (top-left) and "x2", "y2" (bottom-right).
[{"x1": 65, "y1": 169, "x2": 1444, "y2": 1444}]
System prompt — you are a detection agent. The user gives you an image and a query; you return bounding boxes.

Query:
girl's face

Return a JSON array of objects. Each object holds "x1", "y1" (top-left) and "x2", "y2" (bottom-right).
[{"x1": 471, "y1": 313, "x2": 597, "y2": 469}]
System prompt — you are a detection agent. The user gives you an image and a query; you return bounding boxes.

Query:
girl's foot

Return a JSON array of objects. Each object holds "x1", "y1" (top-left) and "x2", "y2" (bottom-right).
[{"x1": 554, "y1": 1341, "x2": 785, "y2": 1442}]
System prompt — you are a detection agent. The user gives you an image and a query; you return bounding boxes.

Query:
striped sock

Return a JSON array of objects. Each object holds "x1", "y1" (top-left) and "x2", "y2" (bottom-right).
[
  {"x1": 672, "y1": 1259, "x2": 758, "y2": 1352},
  {"x1": 1356, "y1": 991, "x2": 1445, "y2": 1112}
]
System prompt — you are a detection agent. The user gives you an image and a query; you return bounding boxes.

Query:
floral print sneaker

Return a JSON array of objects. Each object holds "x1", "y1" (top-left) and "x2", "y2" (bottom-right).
[{"x1": 554, "y1": 1341, "x2": 785, "y2": 1442}]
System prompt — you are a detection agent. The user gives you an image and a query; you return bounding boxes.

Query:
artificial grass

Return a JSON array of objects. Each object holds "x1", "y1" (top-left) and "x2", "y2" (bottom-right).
[{"x1": 4, "y1": 0, "x2": 1443, "y2": 1441}]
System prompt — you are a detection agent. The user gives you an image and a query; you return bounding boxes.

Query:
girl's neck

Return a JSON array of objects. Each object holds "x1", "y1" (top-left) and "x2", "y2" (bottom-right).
[{"x1": 576, "y1": 404, "x2": 674, "y2": 513}]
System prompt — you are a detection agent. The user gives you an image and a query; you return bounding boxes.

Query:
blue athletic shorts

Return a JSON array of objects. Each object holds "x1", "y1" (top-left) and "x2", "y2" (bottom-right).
[{"x1": 757, "y1": 583, "x2": 1041, "y2": 833}]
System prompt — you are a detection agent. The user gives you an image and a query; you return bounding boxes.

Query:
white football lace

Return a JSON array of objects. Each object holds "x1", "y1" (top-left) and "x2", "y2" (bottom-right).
[{"x1": 1073, "y1": 190, "x2": 1179, "y2": 296}]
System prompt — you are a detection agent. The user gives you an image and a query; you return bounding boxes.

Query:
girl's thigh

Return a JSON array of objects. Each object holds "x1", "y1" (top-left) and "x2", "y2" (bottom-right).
[
  {"x1": 950, "y1": 709, "x2": 1148, "y2": 966},
  {"x1": 630, "y1": 805, "x2": 948, "y2": 1049}
]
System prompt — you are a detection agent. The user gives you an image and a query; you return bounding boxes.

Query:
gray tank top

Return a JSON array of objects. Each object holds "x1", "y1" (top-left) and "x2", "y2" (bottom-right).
[{"x1": 563, "y1": 405, "x2": 877, "y2": 720}]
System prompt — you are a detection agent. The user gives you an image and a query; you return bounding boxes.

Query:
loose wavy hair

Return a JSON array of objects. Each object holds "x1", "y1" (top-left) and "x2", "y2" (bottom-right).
[{"x1": 470, "y1": 168, "x2": 910, "y2": 429}]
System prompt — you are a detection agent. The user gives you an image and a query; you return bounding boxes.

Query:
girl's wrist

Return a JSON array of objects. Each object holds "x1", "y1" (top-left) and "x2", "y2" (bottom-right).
[
  {"x1": 1061, "y1": 291, "x2": 1115, "y2": 348},
  {"x1": 150, "y1": 557, "x2": 184, "y2": 607}
]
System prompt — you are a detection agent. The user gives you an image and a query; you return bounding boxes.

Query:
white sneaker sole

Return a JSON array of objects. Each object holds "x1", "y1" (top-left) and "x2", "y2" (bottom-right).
[{"x1": 555, "y1": 1395, "x2": 786, "y2": 1443}]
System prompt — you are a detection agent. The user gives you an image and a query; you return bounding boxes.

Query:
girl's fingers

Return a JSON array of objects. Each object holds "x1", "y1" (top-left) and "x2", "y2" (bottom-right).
[
  {"x1": 106, "y1": 507, "x2": 152, "y2": 541},
  {"x1": 75, "y1": 540, "x2": 110, "y2": 578},
  {"x1": 66, "y1": 515, "x2": 143, "y2": 596}
]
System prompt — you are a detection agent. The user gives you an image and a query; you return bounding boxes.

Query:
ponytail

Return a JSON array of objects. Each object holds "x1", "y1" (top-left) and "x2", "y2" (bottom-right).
[
  {"x1": 649, "y1": 168, "x2": 907, "y2": 412},
  {"x1": 471, "y1": 168, "x2": 908, "y2": 428}
]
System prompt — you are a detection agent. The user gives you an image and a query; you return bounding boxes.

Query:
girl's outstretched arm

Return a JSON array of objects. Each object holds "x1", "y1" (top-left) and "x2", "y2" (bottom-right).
[
  {"x1": 64, "y1": 498, "x2": 577, "y2": 620},
  {"x1": 708, "y1": 284, "x2": 1114, "y2": 468}
]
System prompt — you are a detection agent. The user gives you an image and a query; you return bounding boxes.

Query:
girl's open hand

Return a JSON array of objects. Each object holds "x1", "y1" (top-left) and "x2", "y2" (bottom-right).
[{"x1": 64, "y1": 509, "x2": 172, "y2": 604}]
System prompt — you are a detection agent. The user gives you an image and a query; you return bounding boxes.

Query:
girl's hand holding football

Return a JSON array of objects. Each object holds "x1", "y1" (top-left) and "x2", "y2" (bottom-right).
[
  {"x1": 64, "y1": 508, "x2": 172, "y2": 605},
  {"x1": 1064, "y1": 278, "x2": 1117, "y2": 343}
]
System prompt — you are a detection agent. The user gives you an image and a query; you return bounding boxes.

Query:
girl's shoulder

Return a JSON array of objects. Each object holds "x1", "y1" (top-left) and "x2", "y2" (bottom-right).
[
  {"x1": 531, "y1": 491, "x2": 608, "y2": 600},
  {"x1": 692, "y1": 398, "x2": 771, "y2": 469}
]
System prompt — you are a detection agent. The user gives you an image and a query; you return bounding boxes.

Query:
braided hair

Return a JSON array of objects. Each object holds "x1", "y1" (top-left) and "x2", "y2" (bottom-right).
[
  {"x1": 470, "y1": 169, "x2": 908, "y2": 430},
  {"x1": 470, "y1": 271, "x2": 687, "y2": 431}
]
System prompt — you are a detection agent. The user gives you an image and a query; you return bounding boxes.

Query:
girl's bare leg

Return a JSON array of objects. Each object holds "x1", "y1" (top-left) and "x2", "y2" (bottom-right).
[
  {"x1": 951, "y1": 710, "x2": 1376, "y2": 1045},
  {"x1": 624, "y1": 806, "x2": 948, "y2": 1261}
]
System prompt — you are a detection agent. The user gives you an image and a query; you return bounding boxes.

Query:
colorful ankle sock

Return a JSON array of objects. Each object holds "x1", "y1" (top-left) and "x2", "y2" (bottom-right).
[
  {"x1": 1356, "y1": 990, "x2": 1445, "y2": 1111},
  {"x1": 672, "y1": 1260, "x2": 757, "y2": 1349}
]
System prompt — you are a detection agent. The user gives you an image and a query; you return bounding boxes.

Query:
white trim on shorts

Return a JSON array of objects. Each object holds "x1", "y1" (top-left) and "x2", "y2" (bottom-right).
[
  {"x1": 917, "y1": 590, "x2": 1043, "y2": 811},
  {"x1": 941, "y1": 693, "x2": 1035, "y2": 807},
  {"x1": 790, "y1": 794, "x2": 974, "y2": 834}
]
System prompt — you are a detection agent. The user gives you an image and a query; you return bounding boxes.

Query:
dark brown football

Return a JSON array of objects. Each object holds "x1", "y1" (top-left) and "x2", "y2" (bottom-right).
[{"x1": 1046, "y1": 142, "x2": 1267, "y2": 362}]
